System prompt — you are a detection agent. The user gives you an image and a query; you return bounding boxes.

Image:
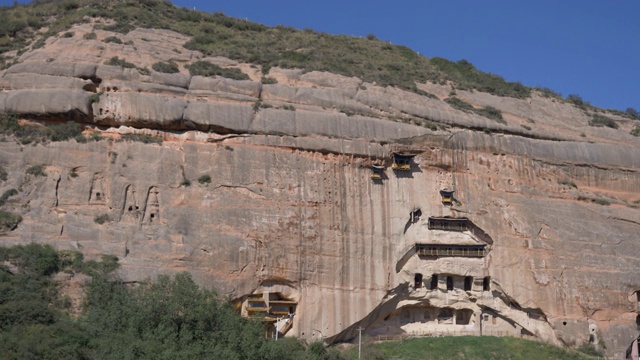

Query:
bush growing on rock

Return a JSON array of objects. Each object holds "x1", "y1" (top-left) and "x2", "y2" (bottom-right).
[
  {"x1": 94, "y1": 213, "x2": 109, "y2": 224},
  {"x1": 445, "y1": 97, "x2": 474, "y2": 112},
  {"x1": 475, "y1": 106, "x2": 505, "y2": 124},
  {"x1": 103, "y1": 36, "x2": 123, "y2": 44},
  {"x1": 50, "y1": 121, "x2": 83, "y2": 142},
  {"x1": 152, "y1": 61, "x2": 179, "y2": 73},
  {"x1": 261, "y1": 76, "x2": 278, "y2": 84},
  {"x1": 0, "y1": 210, "x2": 22, "y2": 231},
  {"x1": 104, "y1": 56, "x2": 136, "y2": 69},
  {"x1": 588, "y1": 114, "x2": 618, "y2": 129},
  {"x1": 186, "y1": 61, "x2": 249, "y2": 80},
  {"x1": 0, "y1": 188, "x2": 18, "y2": 206},
  {"x1": 197, "y1": 174, "x2": 211, "y2": 184},
  {"x1": 26, "y1": 164, "x2": 46, "y2": 177},
  {"x1": 120, "y1": 133, "x2": 162, "y2": 144}
]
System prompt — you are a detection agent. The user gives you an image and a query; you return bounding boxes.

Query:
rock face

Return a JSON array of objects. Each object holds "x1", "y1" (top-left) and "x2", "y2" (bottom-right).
[{"x1": 1, "y1": 24, "x2": 639, "y2": 358}]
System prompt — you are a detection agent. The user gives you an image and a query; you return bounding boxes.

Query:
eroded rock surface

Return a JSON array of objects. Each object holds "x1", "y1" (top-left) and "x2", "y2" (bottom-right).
[{"x1": 1, "y1": 24, "x2": 639, "y2": 358}]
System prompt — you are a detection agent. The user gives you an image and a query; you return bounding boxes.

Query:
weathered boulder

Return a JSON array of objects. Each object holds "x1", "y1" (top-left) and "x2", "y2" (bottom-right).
[
  {"x1": 252, "y1": 108, "x2": 429, "y2": 141},
  {"x1": 5, "y1": 61, "x2": 97, "y2": 78},
  {"x1": 4, "y1": 89, "x2": 91, "y2": 118},
  {"x1": 1, "y1": 23, "x2": 639, "y2": 359},
  {"x1": 183, "y1": 102, "x2": 254, "y2": 132},
  {"x1": 92, "y1": 93, "x2": 187, "y2": 128},
  {"x1": 0, "y1": 73, "x2": 93, "y2": 91},
  {"x1": 189, "y1": 76, "x2": 261, "y2": 98}
]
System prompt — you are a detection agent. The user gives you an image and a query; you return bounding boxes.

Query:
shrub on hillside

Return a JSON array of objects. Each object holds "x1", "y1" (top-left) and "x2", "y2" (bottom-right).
[
  {"x1": 152, "y1": 61, "x2": 179, "y2": 74},
  {"x1": 588, "y1": 114, "x2": 618, "y2": 129},
  {"x1": 0, "y1": 210, "x2": 22, "y2": 231},
  {"x1": 94, "y1": 213, "x2": 109, "y2": 224},
  {"x1": 103, "y1": 36, "x2": 123, "y2": 44},
  {"x1": 0, "y1": 188, "x2": 18, "y2": 206},
  {"x1": 445, "y1": 97, "x2": 474, "y2": 112},
  {"x1": 104, "y1": 56, "x2": 136, "y2": 69},
  {"x1": 50, "y1": 121, "x2": 83, "y2": 142},
  {"x1": 475, "y1": 106, "x2": 506, "y2": 124},
  {"x1": 186, "y1": 61, "x2": 249, "y2": 80},
  {"x1": 26, "y1": 164, "x2": 46, "y2": 177},
  {"x1": 120, "y1": 133, "x2": 162, "y2": 144},
  {"x1": 197, "y1": 174, "x2": 211, "y2": 184},
  {"x1": 626, "y1": 107, "x2": 639, "y2": 119}
]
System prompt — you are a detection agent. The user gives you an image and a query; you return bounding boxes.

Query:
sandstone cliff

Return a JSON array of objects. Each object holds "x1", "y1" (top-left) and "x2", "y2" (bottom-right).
[{"x1": 1, "y1": 19, "x2": 639, "y2": 358}]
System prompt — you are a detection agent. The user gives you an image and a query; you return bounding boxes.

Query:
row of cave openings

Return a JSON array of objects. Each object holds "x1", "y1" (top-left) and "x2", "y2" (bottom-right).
[
  {"x1": 85, "y1": 175, "x2": 160, "y2": 223},
  {"x1": 413, "y1": 273, "x2": 491, "y2": 292},
  {"x1": 392, "y1": 307, "x2": 475, "y2": 326}
]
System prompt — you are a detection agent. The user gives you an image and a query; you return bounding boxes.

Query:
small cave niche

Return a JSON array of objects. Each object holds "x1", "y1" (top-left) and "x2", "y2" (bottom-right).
[
  {"x1": 414, "y1": 273, "x2": 423, "y2": 288},
  {"x1": 483, "y1": 276, "x2": 491, "y2": 291},
  {"x1": 464, "y1": 276, "x2": 473, "y2": 291},
  {"x1": 145, "y1": 186, "x2": 160, "y2": 223},
  {"x1": 430, "y1": 274, "x2": 438, "y2": 290},
  {"x1": 423, "y1": 310, "x2": 432, "y2": 322},
  {"x1": 456, "y1": 309, "x2": 473, "y2": 325},
  {"x1": 636, "y1": 314, "x2": 640, "y2": 328},
  {"x1": 446, "y1": 276, "x2": 453, "y2": 291},
  {"x1": 89, "y1": 174, "x2": 105, "y2": 204},
  {"x1": 410, "y1": 208, "x2": 422, "y2": 223},
  {"x1": 439, "y1": 189, "x2": 455, "y2": 206},
  {"x1": 437, "y1": 308, "x2": 454, "y2": 324}
]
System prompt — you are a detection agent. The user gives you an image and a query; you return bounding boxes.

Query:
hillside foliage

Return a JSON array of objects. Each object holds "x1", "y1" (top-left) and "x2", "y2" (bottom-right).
[{"x1": 0, "y1": 0, "x2": 528, "y2": 98}]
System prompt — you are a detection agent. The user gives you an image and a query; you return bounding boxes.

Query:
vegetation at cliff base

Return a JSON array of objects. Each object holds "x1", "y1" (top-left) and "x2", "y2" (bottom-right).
[
  {"x1": 0, "y1": 244, "x2": 344, "y2": 360},
  {"x1": 353, "y1": 335, "x2": 601, "y2": 360}
]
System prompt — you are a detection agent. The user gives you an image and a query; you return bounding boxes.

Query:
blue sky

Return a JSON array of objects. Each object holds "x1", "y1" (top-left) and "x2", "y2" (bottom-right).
[{"x1": 3, "y1": 1, "x2": 638, "y2": 112}]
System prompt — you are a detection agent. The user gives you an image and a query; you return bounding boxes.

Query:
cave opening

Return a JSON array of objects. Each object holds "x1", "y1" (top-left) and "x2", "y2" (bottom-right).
[
  {"x1": 464, "y1": 276, "x2": 473, "y2": 291},
  {"x1": 414, "y1": 273, "x2": 423, "y2": 288},
  {"x1": 483, "y1": 276, "x2": 491, "y2": 291}
]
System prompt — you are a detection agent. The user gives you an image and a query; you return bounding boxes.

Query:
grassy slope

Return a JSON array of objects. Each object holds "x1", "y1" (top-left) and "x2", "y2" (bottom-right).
[
  {"x1": 352, "y1": 336, "x2": 602, "y2": 360},
  {"x1": 0, "y1": 0, "x2": 529, "y2": 98}
]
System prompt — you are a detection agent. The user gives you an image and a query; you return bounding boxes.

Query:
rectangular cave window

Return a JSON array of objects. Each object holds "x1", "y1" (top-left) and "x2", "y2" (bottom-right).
[
  {"x1": 430, "y1": 275, "x2": 438, "y2": 290},
  {"x1": 464, "y1": 276, "x2": 473, "y2": 291},
  {"x1": 414, "y1": 273, "x2": 423, "y2": 288},
  {"x1": 483, "y1": 276, "x2": 491, "y2": 291},
  {"x1": 446, "y1": 276, "x2": 453, "y2": 291}
]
